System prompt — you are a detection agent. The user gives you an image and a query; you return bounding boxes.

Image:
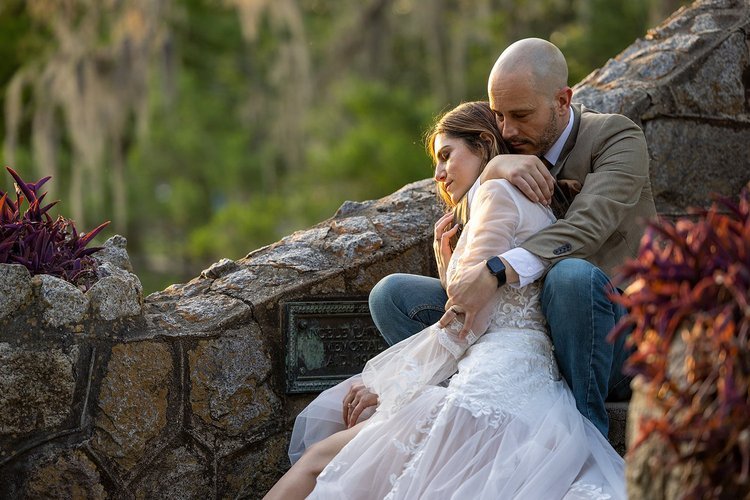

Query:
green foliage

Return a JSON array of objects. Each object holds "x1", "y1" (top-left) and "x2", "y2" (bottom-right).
[
  {"x1": 303, "y1": 79, "x2": 434, "y2": 207},
  {"x1": 189, "y1": 195, "x2": 288, "y2": 262},
  {"x1": 0, "y1": 1, "x2": 47, "y2": 140},
  {"x1": 553, "y1": 0, "x2": 652, "y2": 84},
  {"x1": 1, "y1": 0, "x2": 679, "y2": 293}
]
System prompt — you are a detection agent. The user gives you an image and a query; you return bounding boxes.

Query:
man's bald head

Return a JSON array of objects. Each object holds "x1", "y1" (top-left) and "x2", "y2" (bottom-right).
[
  {"x1": 486, "y1": 38, "x2": 572, "y2": 156},
  {"x1": 488, "y1": 38, "x2": 568, "y2": 97}
]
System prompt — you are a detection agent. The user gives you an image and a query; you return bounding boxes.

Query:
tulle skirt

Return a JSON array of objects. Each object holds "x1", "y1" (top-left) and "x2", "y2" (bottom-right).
[{"x1": 292, "y1": 326, "x2": 625, "y2": 499}]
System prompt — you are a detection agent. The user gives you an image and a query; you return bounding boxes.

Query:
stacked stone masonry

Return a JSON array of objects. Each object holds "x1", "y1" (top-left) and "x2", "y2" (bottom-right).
[
  {"x1": 0, "y1": 184, "x2": 441, "y2": 498},
  {"x1": 1, "y1": 0, "x2": 749, "y2": 498}
]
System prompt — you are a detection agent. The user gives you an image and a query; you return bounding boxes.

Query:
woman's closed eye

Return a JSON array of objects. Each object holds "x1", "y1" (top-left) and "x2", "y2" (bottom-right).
[{"x1": 435, "y1": 144, "x2": 452, "y2": 160}]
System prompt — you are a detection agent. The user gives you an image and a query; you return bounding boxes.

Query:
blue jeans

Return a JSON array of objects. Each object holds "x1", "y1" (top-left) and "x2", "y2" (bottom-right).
[
  {"x1": 368, "y1": 259, "x2": 630, "y2": 437},
  {"x1": 368, "y1": 274, "x2": 448, "y2": 346}
]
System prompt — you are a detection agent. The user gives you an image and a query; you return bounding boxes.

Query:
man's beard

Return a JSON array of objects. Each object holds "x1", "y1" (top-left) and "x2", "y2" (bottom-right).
[
  {"x1": 536, "y1": 107, "x2": 560, "y2": 156},
  {"x1": 507, "y1": 107, "x2": 560, "y2": 155}
]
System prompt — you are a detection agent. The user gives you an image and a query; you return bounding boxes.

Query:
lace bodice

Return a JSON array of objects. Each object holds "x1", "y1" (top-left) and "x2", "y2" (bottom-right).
[
  {"x1": 446, "y1": 230, "x2": 548, "y2": 335},
  {"x1": 447, "y1": 233, "x2": 547, "y2": 335},
  {"x1": 444, "y1": 179, "x2": 555, "y2": 338}
]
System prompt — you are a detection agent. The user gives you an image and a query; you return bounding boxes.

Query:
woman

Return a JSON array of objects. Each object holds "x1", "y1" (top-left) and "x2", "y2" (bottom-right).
[
  {"x1": 286, "y1": 102, "x2": 503, "y2": 464},
  {"x1": 266, "y1": 101, "x2": 624, "y2": 499}
]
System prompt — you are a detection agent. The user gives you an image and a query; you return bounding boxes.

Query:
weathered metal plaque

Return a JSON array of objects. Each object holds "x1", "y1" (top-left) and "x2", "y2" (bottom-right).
[{"x1": 284, "y1": 299, "x2": 388, "y2": 394}]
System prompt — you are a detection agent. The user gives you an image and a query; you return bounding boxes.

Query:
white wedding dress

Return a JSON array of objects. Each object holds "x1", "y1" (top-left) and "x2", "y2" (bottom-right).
[{"x1": 293, "y1": 180, "x2": 625, "y2": 499}]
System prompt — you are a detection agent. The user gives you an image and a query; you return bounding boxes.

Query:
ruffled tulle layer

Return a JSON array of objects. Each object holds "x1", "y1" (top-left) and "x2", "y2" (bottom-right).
[
  {"x1": 307, "y1": 380, "x2": 623, "y2": 499},
  {"x1": 293, "y1": 328, "x2": 624, "y2": 499}
]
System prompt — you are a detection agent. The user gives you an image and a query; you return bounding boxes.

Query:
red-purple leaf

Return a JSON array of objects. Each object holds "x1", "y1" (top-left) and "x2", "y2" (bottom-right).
[
  {"x1": 1, "y1": 167, "x2": 108, "y2": 290},
  {"x1": 79, "y1": 221, "x2": 111, "y2": 246},
  {"x1": 6, "y1": 167, "x2": 37, "y2": 204},
  {"x1": 32, "y1": 176, "x2": 51, "y2": 192}
]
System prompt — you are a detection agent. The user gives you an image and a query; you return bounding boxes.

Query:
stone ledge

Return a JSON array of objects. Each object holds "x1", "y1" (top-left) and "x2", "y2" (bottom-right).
[
  {"x1": 606, "y1": 401, "x2": 629, "y2": 456},
  {"x1": 0, "y1": 236, "x2": 143, "y2": 333}
]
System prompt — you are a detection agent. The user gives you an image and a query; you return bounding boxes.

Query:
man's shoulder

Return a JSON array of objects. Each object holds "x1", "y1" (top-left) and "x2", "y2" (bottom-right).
[
  {"x1": 576, "y1": 103, "x2": 641, "y2": 133},
  {"x1": 562, "y1": 103, "x2": 647, "y2": 175}
]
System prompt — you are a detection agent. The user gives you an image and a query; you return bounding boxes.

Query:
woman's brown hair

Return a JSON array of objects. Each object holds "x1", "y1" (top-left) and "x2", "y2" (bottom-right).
[{"x1": 426, "y1": 101, "x2": 508, "y2": 208}]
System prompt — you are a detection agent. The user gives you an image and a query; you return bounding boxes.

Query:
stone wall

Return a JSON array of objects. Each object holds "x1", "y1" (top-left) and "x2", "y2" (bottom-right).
[
  {"x1": 0, "y1": 185, "x2": 442, "y2": 499},
  {"x1": 573, "y1": 0, "x2": 750, "y2": 217},
  {"x1": 0, "y1": 0, "x2": 748, "y2": 498}
]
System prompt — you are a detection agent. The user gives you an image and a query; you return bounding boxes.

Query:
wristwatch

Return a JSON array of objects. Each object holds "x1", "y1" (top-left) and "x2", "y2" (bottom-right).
[{"x1": 485, "y1": 256, "x2": 507, "y2": 288}]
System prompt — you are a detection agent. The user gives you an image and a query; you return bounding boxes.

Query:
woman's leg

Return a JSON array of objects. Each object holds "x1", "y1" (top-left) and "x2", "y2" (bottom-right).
[
  {"x1": 368, "y1": 274, "x2": 448, "y2": 346},
  {"x1": 263, "y1": 420, "x2": 367, "y2": 500}
]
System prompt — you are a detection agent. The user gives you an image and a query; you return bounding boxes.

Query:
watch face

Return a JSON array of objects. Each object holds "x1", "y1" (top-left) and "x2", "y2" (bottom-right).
[
  {"x1": 486, "y1": 257, "x2": 506, "y2": 287},
  {"x1": 487, "y1": 257, "x2": 505, "y2": 274}
]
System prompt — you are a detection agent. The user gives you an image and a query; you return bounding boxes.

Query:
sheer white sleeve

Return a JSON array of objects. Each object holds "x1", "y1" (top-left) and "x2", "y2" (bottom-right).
[
  {"x1": 446, "y1": 179, "x2": 527, "y2": 336},
  {"x1": 362, "y1": 317, "x2": 470, "y2": 418},
  {"x1": 362, "y1": 180, "x2": 553, "y2": 417}
]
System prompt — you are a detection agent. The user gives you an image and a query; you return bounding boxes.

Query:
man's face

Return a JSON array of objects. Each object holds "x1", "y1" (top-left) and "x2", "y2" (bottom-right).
[{"x1": 489, "y1": 73, "x2": 566, "y2": 156}]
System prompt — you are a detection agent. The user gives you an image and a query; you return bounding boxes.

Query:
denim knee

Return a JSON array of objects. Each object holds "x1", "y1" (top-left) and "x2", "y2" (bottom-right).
[
  {"x1": 544, "y1": 259, "x2": 610, "y2": 294},
  {"x1": 369, "y1": 274, "x2": 409, "y2": 316},
  {"x1": 368, "y1": 273, "x2": 446, "y2": 346},
  {"x1": 543, "y1": 260, "x2": 615, "y2": 311},
  {"x1": 541, "y1": 259, "x2": 620, "y2": 435}
]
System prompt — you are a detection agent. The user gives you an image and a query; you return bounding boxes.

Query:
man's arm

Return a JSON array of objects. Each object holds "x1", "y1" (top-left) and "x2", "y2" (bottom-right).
[
  {"x1": 482, "y1": 113, "x2": 648, "y2": 270},
  {"x1": 499, "y1": 247, "x2": 543, "y2": 287},
  {"x1": 480, "y1": 154, "x2": 555, "y2": 205},
  {"x1": 521, "y1": 114, "x2": 649, "y2": 262}
]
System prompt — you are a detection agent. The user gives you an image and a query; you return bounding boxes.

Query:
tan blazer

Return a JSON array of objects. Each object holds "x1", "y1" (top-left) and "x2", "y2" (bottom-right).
[{"x1": 520, "y1": 104, "x2": 657, "y2": 278}]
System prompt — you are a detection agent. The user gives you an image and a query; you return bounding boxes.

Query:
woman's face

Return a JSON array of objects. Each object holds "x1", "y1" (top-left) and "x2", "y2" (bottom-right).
[{"x1": 433, "y1": 133, "x2": 484, "y2": 204}]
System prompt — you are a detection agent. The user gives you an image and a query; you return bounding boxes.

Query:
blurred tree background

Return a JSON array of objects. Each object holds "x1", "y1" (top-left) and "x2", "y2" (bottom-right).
[{"x1": 0, "y1": 0, "x2": 688, "y2": 294}]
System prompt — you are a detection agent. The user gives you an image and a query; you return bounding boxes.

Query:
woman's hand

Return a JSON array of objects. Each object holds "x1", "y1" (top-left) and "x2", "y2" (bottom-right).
[
  {"x1": 433, "y1": 212, "x2": 460, "y2": 286},
  {"x1": 342, "y1": 382, "x2": 378, "y2": 428}
]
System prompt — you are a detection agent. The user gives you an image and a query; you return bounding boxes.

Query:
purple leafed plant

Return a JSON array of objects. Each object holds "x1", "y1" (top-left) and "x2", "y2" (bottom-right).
[
  {"x1": 0, "y1": 166, "x2": 109, "y2": 288},
  {"x1": 611, "y1": 186, "x2": 750, "y2": 498}
]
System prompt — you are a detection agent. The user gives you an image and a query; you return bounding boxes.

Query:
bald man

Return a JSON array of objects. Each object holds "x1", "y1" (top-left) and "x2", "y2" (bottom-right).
[{"x1": 370, "y1": 38, "x2": 656, "y2": 436}]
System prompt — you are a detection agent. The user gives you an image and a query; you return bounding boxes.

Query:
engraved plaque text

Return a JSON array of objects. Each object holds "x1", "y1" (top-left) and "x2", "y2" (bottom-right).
[{"x1": 284, "y1": 300, "x2": 388, "y2": 393}]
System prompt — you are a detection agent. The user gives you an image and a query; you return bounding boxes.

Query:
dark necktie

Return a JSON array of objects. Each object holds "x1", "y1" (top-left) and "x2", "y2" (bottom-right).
[{"x1": 539, "y1": 156, "x2": 572, "y2": 219}]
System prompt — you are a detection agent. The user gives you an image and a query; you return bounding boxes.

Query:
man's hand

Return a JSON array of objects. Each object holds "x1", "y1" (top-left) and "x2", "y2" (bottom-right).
[
  {"x1": 342, "y1": 382, "x2": 378, "y2": 428},
  {"x1": 481, "y1": 154, "x2": 555, "y2": 205},
  {"x1": 438, "y1": 261, "x2": 497, "y2": 339}
]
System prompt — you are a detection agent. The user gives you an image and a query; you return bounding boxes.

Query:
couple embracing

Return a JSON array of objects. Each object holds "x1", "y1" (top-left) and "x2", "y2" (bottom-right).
[{"x1": 267, "y1": 38, "x2": 656, "y2": 499}]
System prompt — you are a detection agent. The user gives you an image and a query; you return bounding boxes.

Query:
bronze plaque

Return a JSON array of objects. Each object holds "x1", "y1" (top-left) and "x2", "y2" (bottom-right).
[{"x1": 284, "y1": 299, "x2": 389, "y2": 394}]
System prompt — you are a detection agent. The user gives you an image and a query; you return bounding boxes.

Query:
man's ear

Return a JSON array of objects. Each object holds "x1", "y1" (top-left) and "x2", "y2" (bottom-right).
[{"x1": 555, "y1": 86, "x2": 573, "y2": 115}]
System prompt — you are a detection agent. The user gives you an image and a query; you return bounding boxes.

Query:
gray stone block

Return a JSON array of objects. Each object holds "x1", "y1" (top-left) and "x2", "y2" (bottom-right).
[
  {"x1": 0, "y1": 264, "x2": 32, "y2": 320},
  {"x1": 37, "y1": 274, "x2": 88, "y2": 327}
]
